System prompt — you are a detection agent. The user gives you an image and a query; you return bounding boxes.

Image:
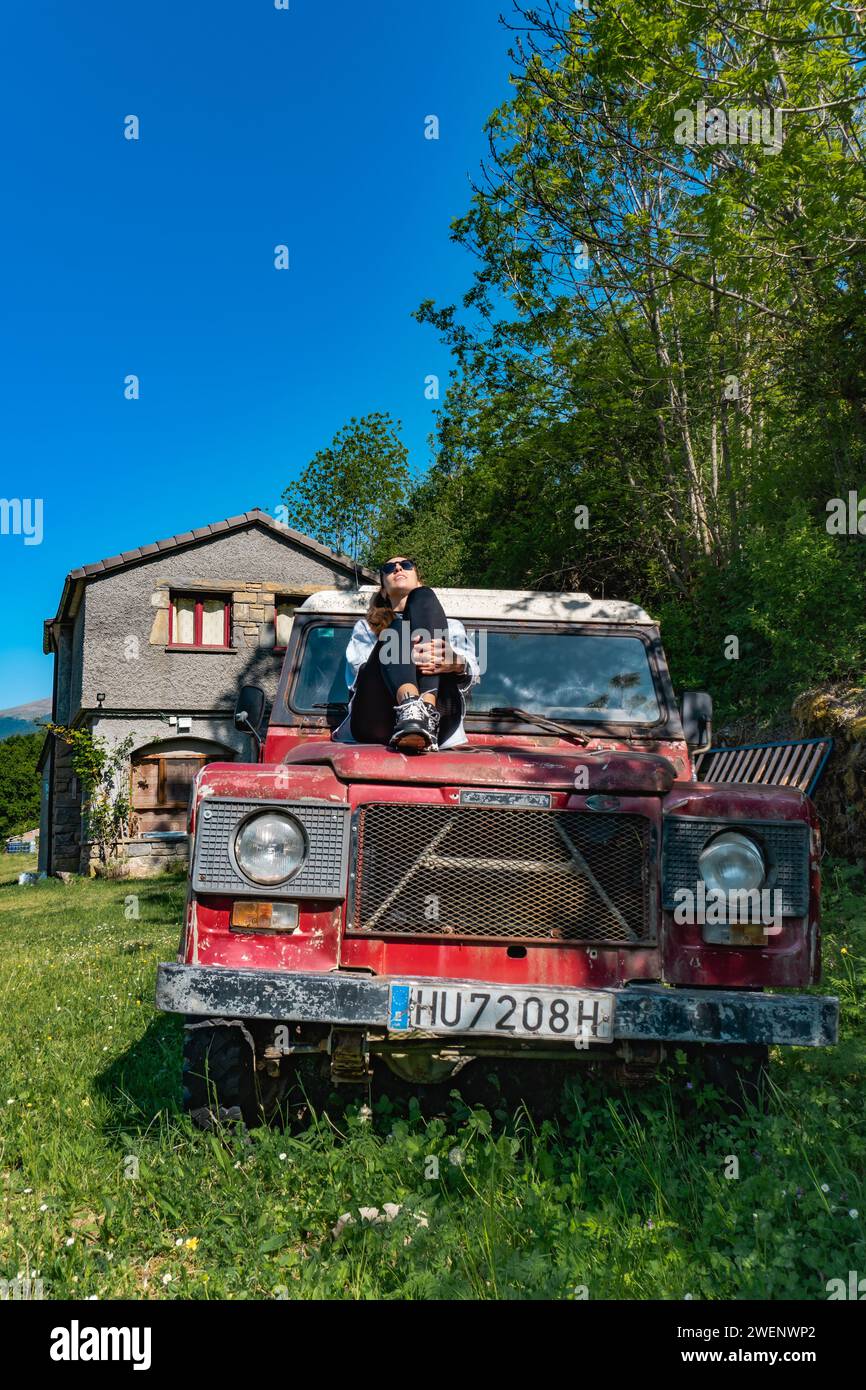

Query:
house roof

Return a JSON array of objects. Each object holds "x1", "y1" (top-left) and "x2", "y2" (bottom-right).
[
  {"x1": 297, "y1": 587, "x2": 656, "y2": 625},
  {"x1": 44, "y1": 510, "x2": 377, "y2": 649}
]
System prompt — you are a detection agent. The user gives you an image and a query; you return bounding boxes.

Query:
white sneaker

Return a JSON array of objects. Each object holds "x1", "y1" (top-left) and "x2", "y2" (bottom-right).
[{"x1": 389, "y1": 695, "x2": 441, "y2": 753}]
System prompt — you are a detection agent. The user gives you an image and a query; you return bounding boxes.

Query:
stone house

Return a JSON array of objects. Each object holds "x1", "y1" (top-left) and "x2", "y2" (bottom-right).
[{"x1": 38, "y1": 510, "x2": 374, "y2": 877}]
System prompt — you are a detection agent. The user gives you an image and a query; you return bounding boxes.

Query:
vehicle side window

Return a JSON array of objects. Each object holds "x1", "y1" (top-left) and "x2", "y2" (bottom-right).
[{"x1": 292, "y1": 625, "x2": 353, "y2": 711}]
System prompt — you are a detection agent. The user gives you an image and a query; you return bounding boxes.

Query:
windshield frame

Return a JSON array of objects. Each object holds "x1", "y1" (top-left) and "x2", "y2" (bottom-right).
[{"x1": 272, "y1": 615, "x2": 684, "y2": 742}]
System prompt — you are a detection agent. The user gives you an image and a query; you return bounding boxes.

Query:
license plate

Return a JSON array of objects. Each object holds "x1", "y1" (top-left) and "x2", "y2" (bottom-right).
[{"x1": 388, "y1": 982, "x2": 614, "y2": 1044}]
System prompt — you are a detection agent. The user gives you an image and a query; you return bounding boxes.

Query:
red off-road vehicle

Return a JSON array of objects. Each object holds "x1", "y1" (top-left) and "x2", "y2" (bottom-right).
[{"x1": 156, "y1": 587, "x2": 838, "y2": 1123}]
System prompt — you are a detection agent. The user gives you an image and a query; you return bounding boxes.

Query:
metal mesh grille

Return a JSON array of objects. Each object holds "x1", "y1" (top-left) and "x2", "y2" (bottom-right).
[
  {"x1": 192, "y1": 799, "x2": 350, "y2": 898},
  {"x1": 662, "y1": 817, "x2": 809, "y2": 916},
  {"x1": 350, "y1": 803, "x2": 653, "y2": 944}
]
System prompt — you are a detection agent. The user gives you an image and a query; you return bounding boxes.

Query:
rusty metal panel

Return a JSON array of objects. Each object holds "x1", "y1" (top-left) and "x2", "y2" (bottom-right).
[
  {"x1": 155, "y1": 964, "x2": 839, "y2": 1047},
  {"x1": 349, "y1": 802, "x2": 654, "y2": 945},
  {"x1": 695, "y1": 739, "x2": 832, "y2": 796},
  {"x1": 611, "y1": 985, "x2": 838, "y2": 1047}
]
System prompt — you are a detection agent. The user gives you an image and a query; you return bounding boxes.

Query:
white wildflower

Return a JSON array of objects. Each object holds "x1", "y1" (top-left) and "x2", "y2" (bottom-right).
[{"x1": 332, "y1": 1212, "x2": 355, "y2": 1238}]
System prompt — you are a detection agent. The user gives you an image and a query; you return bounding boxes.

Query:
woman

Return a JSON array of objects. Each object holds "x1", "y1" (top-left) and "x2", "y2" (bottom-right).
[{"x1": 332, "y1": 557, "x2": 480, "y2": 753}]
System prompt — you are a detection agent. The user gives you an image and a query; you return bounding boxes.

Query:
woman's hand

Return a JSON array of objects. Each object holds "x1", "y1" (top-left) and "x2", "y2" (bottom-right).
[{"x1": 412, "y1": 636, "x2": 465, "y2": 675}]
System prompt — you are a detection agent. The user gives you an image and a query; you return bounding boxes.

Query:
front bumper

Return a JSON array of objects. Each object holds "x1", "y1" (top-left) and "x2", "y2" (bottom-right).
[{"x1": 156, "y1": 963, "x2": 838, "y2": 1047}]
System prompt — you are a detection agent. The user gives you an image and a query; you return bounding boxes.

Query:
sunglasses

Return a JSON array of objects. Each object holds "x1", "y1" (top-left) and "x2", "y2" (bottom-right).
[{"x1": 381, "y1": 559, "x2": 416, "y2": 576}]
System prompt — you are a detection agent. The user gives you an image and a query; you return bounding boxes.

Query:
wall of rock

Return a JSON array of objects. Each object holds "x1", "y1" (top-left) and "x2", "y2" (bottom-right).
[{"x1": 792, "y1": 685, "x2": 866, "y2": 860}]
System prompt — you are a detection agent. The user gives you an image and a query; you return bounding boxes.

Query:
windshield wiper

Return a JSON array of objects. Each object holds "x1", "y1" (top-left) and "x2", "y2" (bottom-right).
[{"x1": 489, "y1": 707, "x2": 591, "y2": 746}]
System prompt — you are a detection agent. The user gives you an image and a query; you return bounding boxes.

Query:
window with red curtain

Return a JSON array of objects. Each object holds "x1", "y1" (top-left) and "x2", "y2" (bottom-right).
[{"x1": 168, "y1": 594, "x2": 231, "y2": 648}]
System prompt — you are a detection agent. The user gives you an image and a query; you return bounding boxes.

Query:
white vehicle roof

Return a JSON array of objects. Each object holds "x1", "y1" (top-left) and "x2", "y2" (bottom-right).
[{"x1": 297, "y1": 586, "x2": 655, "y2": 625}]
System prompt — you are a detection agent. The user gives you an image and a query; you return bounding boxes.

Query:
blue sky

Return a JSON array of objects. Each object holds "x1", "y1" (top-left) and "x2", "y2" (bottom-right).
[{"x1": 0, "y1": 0, "x2": 515, "y2": 708}]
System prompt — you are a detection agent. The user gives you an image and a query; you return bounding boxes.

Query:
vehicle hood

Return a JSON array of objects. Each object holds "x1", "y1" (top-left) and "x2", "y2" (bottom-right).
[{"x1": 281, "y1": 741, "x2": 678, "y2": 795}]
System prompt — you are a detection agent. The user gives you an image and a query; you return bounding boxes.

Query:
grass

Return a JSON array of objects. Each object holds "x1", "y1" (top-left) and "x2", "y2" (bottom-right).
[{"x1": 0, "y1": 850, "x2": 864, "y2": 1300}]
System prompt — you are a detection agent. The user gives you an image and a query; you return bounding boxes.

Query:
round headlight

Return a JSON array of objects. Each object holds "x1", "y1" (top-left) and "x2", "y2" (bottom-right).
[
  {"x1": 698, "y1": 830, "x2": 765, "y2": 894},
  {"x1": 234, "y1": 812, "x2": 307, "y2": 885}
]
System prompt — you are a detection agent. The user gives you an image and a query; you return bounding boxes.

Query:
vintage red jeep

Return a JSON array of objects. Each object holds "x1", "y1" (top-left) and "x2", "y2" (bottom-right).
[{"x1": 156, "y1": 587, "x2": 838, "y2": 1122}]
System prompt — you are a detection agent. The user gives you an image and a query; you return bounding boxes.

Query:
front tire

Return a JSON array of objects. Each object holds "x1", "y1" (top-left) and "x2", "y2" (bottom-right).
[
  {"x1": 694, "y1": 1044, "x2": 770, "y2": 1113},
  {"x1": 182, "y1": 1020, "x2": 286, "y2": 1128}
]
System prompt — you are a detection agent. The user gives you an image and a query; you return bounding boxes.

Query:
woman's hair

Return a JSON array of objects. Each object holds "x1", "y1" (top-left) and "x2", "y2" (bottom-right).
[{"x1": 366, "y1": 558, "x2": 423, "y2": 635}]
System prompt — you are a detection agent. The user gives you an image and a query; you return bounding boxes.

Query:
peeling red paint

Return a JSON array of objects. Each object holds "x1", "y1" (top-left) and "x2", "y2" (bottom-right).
[
  {"x1": 177, "y1": 656, "x2": 821, "y2": 1008},
  {"x1": 181, "y1": 748, "x2": 820, "y2": 994}
]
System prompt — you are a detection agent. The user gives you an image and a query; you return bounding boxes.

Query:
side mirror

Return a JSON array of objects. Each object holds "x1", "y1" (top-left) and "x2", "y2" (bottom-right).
[
  {"x1": 234, "y1": 685, "x2": 266, "y2": 756},
  {"x1": 681, "y1": 691, "x2": 713, "y2": 753}
]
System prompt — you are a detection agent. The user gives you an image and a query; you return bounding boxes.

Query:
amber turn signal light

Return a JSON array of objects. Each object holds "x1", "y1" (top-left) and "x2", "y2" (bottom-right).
[{"x1": 230, "y1": 902, "x2": 299, "y2": 932}]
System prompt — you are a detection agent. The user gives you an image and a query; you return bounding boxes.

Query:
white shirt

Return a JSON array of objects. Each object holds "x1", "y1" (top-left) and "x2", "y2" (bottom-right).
[{"x1": 332, "y1": 615, "x2": 481, "y2": 749}]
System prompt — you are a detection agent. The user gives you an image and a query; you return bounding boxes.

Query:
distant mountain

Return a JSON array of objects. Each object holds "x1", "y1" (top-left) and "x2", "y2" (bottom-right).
[{"x1": 0, "y1": 698, "x2": 51, "y2": 741}]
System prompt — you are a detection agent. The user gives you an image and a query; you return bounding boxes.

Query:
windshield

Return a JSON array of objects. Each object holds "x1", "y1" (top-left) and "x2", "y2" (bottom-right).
[{"x1": 289, "y1": 623, "x2": 662, "y2": 726}]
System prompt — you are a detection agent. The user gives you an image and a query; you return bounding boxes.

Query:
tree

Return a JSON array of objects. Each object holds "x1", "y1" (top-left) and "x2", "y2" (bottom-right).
[
  {"x1": 0, "y1": 732, "x2": 43, "y2": 841},
  {"x1": 280, "y1": 412, "x2": 411, "y2": 565},
  {"x1": 397, "y1": 0, "x2": 866, "y2": 718}
]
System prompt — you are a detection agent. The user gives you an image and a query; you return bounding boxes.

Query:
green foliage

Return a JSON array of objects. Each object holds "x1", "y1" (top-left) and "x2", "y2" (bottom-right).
[
  {"x1": 660, "y1": 509, "x2": 866, "y2": 717},
  {"x1": 0, "y1": 731, "x2": 43, "y2": 841},
  {"x1": 384, "y1": 1, "x2": 866, "y2": 722},
  {"x1": 281, "y1": 412, "x2": 410, "y2": 563},
  {"x1": 0, "y1": 853, "x2": 863, "y2": 1299},
  {"x1": 47, "y1": 725, "x2": 135, "y2": 866}
]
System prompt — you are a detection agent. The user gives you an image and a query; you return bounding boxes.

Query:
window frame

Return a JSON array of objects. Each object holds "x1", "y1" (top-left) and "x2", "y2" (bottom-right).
[
  {"x1": 272, "y1": 599, "x2": 296, "y2": 654},
  {"x1": 273, "y1": 616, "x2": 683, "y2": 741},
  {"x1": 167, "y1": 592, "x2": 231, "y2": 650}
]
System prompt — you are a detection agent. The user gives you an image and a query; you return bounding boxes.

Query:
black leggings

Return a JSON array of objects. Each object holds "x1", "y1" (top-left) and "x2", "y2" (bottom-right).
[{"x1": 350, "y1": 586, "x2": 449, "y2": 743}]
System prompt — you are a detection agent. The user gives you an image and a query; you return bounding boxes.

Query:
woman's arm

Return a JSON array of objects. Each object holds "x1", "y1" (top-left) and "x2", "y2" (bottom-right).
[
  {"x1": 447, "y1": 619, "x2": 481, "y2": 689},
  {"x1": 412, "y1": 619, "x2": 480, "y2": 688},
  {"x1": 344, "y1": 618, "x2": 376, "y2": 690}
]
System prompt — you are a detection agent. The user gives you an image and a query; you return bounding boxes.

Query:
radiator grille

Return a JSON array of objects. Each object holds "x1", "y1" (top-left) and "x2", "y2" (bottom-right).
[{"x1": 349, "y1": 803, "x2": 653, "y2": 944}]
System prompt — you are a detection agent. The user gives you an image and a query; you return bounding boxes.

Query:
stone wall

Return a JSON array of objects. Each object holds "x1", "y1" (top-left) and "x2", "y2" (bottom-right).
[
  {"x1": 792, "y1": 685, "x2": 866, "y2": 860},
  {"x1": 83, "y1": 833, "x2": 189, "y2": 879},
  {"x1": 51, "y1": 739, "x2": 82, "y2": 872}
]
